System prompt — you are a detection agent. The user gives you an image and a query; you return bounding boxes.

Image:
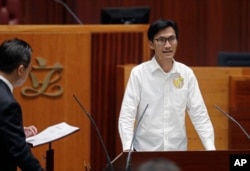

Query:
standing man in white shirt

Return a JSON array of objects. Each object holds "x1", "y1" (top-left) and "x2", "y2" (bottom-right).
[{"x1": 118, "y1": 19, "x2": 216, "y2": 151}]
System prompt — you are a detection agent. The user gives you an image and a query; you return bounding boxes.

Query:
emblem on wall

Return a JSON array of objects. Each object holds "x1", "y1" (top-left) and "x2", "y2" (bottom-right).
[{"x1": 21, "y1": 57, "x2": 63, "y2": 97}]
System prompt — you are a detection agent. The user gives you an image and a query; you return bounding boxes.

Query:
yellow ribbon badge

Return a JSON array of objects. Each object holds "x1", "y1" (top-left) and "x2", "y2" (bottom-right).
[{"x1": 173, "y1": 73, "x2": 184, "y2": 88}]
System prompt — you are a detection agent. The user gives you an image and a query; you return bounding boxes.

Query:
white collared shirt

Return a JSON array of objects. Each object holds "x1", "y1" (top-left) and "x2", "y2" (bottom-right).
[
  {"x1": 0, "y1": 75, "x2": 13, "y2": 93},
  {"x1": 118, "y1": 57, "x2": 215, "y2": 151}
]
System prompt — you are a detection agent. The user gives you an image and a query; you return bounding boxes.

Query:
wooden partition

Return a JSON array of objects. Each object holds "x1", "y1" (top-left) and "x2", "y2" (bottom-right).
[
  {"x1": 0, "y1": 31, "x2": 91, "y2": 171},
  {"x1": 116, "y1": 65, "x2": 250, "y2": 152},
  {"x1": 229, "y1": 75, "x2": 250, "y2": 149},
  {"x1": 0, "y1": 25, "x2": 150, "y2": 171}
]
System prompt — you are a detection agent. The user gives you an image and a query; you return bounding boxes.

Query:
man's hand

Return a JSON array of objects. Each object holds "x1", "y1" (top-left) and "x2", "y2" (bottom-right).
[{"x1": 24, "y1": 125, "x2": 38, "y2": 138}]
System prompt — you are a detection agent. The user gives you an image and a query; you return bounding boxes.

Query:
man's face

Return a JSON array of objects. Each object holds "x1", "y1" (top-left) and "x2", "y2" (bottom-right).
[{"x1": 149, "y1": 27, "x2": 178, "y2": 61}]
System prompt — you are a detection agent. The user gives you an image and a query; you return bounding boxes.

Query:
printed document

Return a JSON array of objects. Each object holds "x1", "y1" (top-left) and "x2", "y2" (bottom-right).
[{"x1": 26, "y1": 122, "x2": 80, "y2": 147}]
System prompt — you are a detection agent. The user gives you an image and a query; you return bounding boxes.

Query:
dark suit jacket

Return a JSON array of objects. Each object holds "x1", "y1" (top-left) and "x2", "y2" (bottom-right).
[{"x1": 0, "y1": 79, "x2": 44, "y2": 171}]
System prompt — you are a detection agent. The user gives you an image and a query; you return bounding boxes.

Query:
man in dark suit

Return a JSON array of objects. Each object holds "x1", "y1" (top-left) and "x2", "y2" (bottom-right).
[{"x1": 0, "y1": 38, "x2": 45, "y2": 171}]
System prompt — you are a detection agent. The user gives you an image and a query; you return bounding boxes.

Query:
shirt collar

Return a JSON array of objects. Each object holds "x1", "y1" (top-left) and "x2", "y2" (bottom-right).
[
  {"x1": 0, "y1": 75, "x2": 13, "y2": 93},
  {"x1": 149, "y1": 56, "x2": 177, "y2": 74}
]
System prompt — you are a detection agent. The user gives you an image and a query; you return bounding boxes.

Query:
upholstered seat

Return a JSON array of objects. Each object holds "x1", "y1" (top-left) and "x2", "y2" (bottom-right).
[{"x1": 0, "y1": 0, "x2": 22, "y2": 24}]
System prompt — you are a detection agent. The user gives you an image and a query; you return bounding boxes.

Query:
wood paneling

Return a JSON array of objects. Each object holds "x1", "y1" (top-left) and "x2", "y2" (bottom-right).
[
  {"x1": 22, "y1": 0, "x2": 250, "y2": 66},
  {"x1": 90, "y1": 29, "x2": 150, "y2": 171},
  {"x1": 0, "y1": 25, "x2": 150, "y2": 171},
  {"x1": 0, "y1": 28, "x2": 91, "y2": 171},
  {"x1": 229, "y1": 75, "x2": 250, "y2": 149}
]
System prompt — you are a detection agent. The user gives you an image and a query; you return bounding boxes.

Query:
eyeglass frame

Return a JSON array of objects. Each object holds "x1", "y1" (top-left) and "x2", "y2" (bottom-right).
[{"x1": 153, "y1": 36, "x2": 177, "y2": 46}]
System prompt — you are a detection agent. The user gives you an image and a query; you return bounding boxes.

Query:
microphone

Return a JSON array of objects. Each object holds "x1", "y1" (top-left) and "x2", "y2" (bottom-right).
[
  {"x1": 72, "y1": 94, "x2": 114, "y2": 171},
  {"x1": 54, "y1": 0, "x2": 83, "y2": 24},
  {"x1": 125, "y1": 104, "x2": 149, "y2": 171},
  {"x1": 213, "y1": 104, "x2": 250, "y2": 140}
]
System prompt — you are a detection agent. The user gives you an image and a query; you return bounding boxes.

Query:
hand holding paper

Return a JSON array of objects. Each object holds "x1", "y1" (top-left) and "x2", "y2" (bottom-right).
[{"x1": 26, "y1": 122, "x2": 79, "y2": 147}]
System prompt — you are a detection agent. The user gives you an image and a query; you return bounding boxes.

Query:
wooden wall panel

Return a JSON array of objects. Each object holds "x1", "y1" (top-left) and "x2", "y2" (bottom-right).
[
  {"x1": 91, "y1": 31, "x2": 149, "y2": 171},
  {"x1": 229, "y1": 76, "x2": 250, "y2": 149},
  {"x1": 0, "y1": 25, "x2": 150, "y2": 171},
  {"x1": 0, "y1": 30, "x2": 91, "y2": 171},
  {"x1": 22, "y1": 0, "x2": 250, "y2": 66},
  {"x1": 191, "y1": 67, "x2": 243, "y2": 150}
]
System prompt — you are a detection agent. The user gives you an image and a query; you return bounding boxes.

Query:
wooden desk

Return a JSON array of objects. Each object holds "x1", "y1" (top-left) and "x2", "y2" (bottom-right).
[{"x1": 110, "y1": 150, "x2": 250, "y2": 171}]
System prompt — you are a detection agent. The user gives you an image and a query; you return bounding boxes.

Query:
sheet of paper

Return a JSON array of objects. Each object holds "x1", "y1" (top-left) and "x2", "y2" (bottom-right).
[{"x1": 26, "y1": 122, "x2": 80, "y2": 147}]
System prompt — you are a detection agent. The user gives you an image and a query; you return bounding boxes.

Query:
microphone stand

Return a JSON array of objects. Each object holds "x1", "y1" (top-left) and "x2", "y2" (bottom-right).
[
  {"x1": 46, "y1": 142, "x2": 54, "y2": 171},
  {"x1": 73, "y1": 94, "x2": 114, "y2": 171},
  {"x1": 126, "y1": 104, "x2": 149, "y2": 171},
  {"x1": 54, "y1": 0, "x2": 83, "y2": 24},
  {"x1": 214, "y1": 104, "x2": 250, "y2": 140}
]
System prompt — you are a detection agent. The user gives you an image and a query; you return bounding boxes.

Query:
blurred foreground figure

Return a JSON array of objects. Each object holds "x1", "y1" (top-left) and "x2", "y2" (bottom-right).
[{"x1": 137, "y1": 158, "x2": 181, "y2": 171}]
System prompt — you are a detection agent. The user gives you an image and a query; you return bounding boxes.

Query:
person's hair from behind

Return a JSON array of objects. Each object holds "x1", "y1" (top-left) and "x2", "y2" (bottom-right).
[
  {"x1": 147, "y1": 19, "x2": 179, "y2": 41},
  {"x1": 0, "y1": 38, "x2": 32, "y2": 74},
  {"x1": 137, "y1": 158, "x2": 181, "y2": 171}
]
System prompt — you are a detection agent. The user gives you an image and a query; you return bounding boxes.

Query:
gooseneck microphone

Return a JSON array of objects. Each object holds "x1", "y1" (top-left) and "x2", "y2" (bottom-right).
[
  {"x1": 73, "y1": 94, "x2": 114, "y2": 171},
  {"x1": 54, "y1": 0, "x2": 83, "y2": 24},
  {"x1": 213, "y1": 104, "x2": 250, "y2": 140},
  {"x1": 125, "y1": 104, "x2": 149, "y2": 171}
]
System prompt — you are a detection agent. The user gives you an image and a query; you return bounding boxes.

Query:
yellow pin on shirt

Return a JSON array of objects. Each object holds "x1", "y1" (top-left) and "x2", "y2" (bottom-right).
[{"x1": 173, "y1": 74, "x2": 184, "y2": 88}]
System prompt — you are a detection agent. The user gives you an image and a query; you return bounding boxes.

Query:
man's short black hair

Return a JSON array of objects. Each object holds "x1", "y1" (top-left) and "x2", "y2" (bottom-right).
[
  {"x1": 147, "y1": 19, "x2": 179, "y2": 41},
  {"x1": 0, "y1": 38, "x2": 33, "y2": 74}
]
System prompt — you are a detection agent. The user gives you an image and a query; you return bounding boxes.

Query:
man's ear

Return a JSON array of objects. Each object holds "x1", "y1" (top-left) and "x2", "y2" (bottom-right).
[
  {"x1": 148, "y1": 40, "x2": 154, "y2": 50},
  {"x1": 17, "y1": 65, "x2": 24, "y2": 76}
]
